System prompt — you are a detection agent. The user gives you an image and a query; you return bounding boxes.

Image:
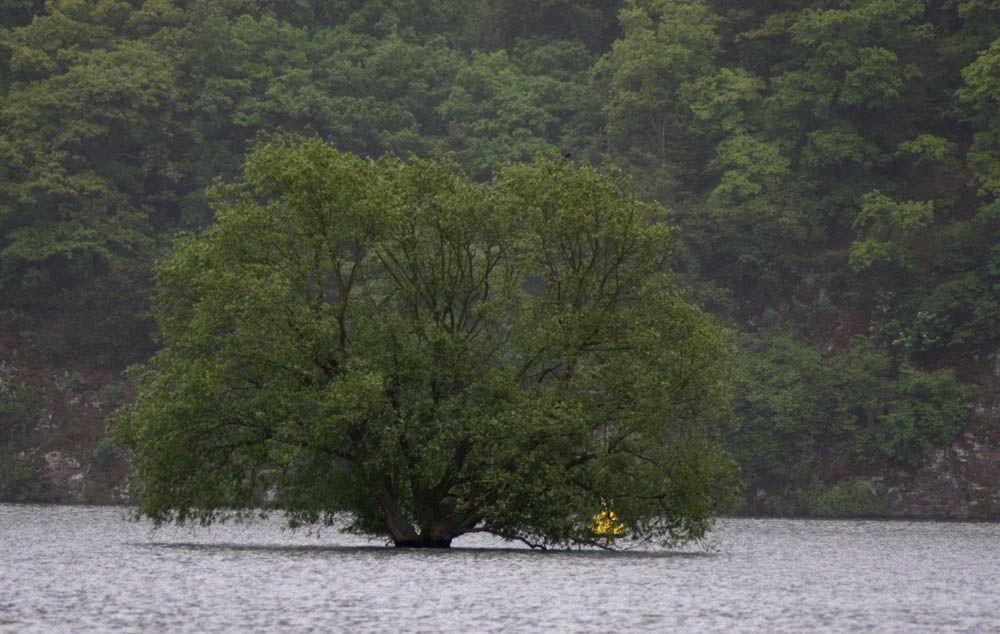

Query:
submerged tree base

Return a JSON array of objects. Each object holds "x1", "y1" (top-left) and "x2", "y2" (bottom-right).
[{"x1": 392, "y1": 537, "x2": 453, "y2": 548}]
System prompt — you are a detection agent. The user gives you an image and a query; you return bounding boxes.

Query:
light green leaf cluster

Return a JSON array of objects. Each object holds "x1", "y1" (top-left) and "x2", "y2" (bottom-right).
[
  {"x1": 849, "y1": 190, "x2": 934, "y2": 271},
  {"x1": 959, "y1": 39, "x2": 1000, "y2": 199},
  {"x1": 708, "y1": 133, "x2": 790, "y2": 205}
]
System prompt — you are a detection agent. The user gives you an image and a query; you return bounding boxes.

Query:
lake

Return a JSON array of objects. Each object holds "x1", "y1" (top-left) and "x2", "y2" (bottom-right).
[{"x1": 1, "y1": 504, "x2": 997, "y2": 632}]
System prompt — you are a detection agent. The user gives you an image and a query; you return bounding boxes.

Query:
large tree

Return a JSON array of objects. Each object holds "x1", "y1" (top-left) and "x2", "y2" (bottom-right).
[{"x1": 115, "y1": 137, "x2": 736, "y2": 548}]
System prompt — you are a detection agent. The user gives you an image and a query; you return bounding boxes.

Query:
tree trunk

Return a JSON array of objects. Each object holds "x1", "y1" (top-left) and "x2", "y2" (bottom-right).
[
  {"x1": 391, "y1": 534, "x2": 453, "y2": 548},
  {"x1": 378, "y1": 489, "x2": 459, "y2": 547}
]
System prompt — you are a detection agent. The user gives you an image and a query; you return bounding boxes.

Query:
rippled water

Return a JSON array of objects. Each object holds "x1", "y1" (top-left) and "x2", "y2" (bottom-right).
[{"x1": 1, "y1": 505, "x2": 998, "y2": 633}]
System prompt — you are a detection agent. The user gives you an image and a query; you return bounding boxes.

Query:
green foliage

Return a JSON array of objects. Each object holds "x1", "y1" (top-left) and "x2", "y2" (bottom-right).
[
  {"x1": 0, "y1": 444, "x2": 43, "y2": 502},
  {"x1": 808, "y1": 480, "x2": 888, "y2": 518},
  {"x1": 729, "y1": 332, "x2": 967, "y2": 498},
  {"x1": 0, "y1": 377, "x2": 33, "y2": 440},
  {"x1": 99, "y1": 382, "x2": 126, "y2": 409},
  {"x1": 461, "y1": 0, "x2": 622, "y2": 51},
  {"x1": 437, "y1": 44, "x2": 598, "y2": 178},
  {"x1": 706, "y1": 133, "x2": 789, "y2": 205},
  {"x1": 594, "y1": 0, "x2": 721, "y2": 197},
  {"x1": 0, "y1": 0, "x2": 183, "y2": 364},
  {"x1": 874, "y1": 365, "x2": 966, "y2": 465},
  {"x1": 959, "y1": 39, "x2": 1000, "y2": 200},
  {"x1": 116, "y1": 138, "x2": 737, "y2": 547},
  {"x1": 865, "y1": 202, "x2": 1000, "y2": 356},
  {"x1": 62, "y1": 371, "x2": 88, "y2": 393},
  {"x1": 849, "y1": 190, "x2": 934, "y2": 272},
  {"x1": 1, "y1": 0, "x2": 607, "y2": 369},
  {"x1": 728, "y1": 331, "x2": 831, "y2": 487},
  {"x1": 0, "y1": 354, "x2": 37, "y2": 503},
  {"x1": 92, "y1": 436, "x2": 119, "y2": 467}
]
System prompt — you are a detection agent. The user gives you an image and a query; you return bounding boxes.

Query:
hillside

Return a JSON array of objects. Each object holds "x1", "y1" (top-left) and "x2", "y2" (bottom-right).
[{"x1": 1, "y1": 0, "x2": 999, "y2": 517}]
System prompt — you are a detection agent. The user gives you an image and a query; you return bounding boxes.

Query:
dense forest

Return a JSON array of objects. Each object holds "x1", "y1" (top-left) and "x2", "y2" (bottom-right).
[{"x1": 1, "y1": 0, "x2": 999, "y2": 517}]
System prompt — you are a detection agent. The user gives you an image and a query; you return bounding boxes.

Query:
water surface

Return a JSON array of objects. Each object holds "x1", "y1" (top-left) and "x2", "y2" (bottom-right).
[{"x1": 1, "y1": 505, "x2": 997, "y2": 632}]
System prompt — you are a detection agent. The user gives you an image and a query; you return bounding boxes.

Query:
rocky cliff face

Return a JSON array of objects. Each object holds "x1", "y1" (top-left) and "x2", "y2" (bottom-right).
[
  {"x1": 0, "y1": 332, "x2": 128, "y2": 504},
  {"x1": 867, "y1": 356, "x2": 1000, "y2": 520}
]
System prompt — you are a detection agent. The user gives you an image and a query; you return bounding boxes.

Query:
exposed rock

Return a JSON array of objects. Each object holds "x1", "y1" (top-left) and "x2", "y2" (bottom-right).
[
  {"x1": 1, "y1": 332, "x2": 124, "y2": 504},
  {"x1": 869, "y1": 391, "x2": 1000, "y2": 520},
  {"x1": 43, "y1": 451, "x2": 80, "y2": 472}
]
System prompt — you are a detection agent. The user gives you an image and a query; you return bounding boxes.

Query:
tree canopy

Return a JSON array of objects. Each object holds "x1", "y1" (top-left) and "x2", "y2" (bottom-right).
[{"x1": 115, "y1": 138, "x2": 737, "y2": 548}]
